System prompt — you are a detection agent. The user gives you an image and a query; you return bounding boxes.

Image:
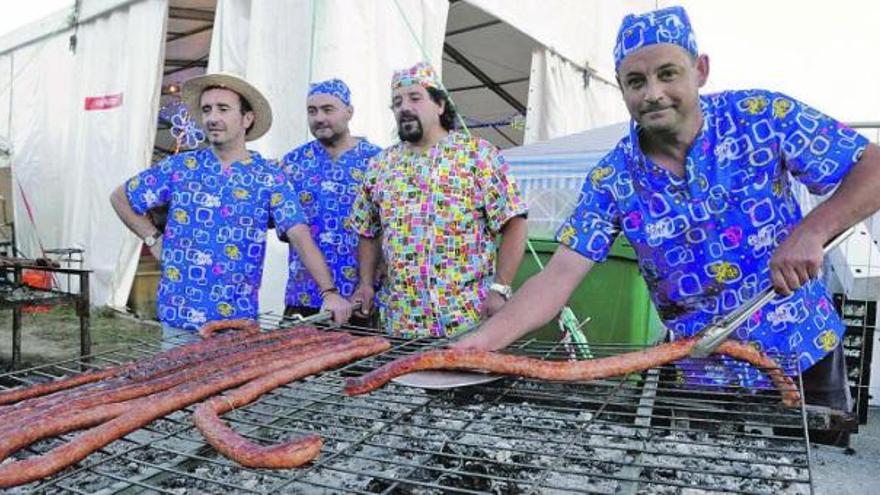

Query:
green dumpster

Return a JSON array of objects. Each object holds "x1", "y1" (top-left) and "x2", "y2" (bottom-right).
[{"x1": 512, "y1": 236, "x2": 664, "y2": 347}]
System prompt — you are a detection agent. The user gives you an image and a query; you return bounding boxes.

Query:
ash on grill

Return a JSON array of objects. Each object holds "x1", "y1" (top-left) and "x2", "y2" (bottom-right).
[{"x1": 1, "y1": 318, "x2": 813, "y2": 494}]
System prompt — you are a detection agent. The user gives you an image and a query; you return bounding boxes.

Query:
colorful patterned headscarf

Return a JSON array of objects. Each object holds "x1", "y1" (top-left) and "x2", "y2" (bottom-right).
[
  {"x1": 613, "y1": 5, "x2": 698, "y2": 71},
  {"x1": 390, "y1": 62, "x2": 441, "y2": 92},
  {"x1": 307, "y1": 78, "x2": 352, "y2": 106}
]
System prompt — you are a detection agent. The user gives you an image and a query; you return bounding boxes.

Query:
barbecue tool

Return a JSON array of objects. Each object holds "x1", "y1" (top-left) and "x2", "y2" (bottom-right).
[
  {"x1": 282, "y1": 302, "x2": 362, "y2": 326},
  {"x1": 690, "y1": 226, "x2": 855, "y2": 358},
  {"x1": 526, "y1": 240, "x2": 593, "y2": 360}
]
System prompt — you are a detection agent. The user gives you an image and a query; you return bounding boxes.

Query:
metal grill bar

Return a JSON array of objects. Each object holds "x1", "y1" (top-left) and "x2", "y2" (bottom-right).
[{"x1": 0, "y1": 318, "x2": 813, "y2": 494}]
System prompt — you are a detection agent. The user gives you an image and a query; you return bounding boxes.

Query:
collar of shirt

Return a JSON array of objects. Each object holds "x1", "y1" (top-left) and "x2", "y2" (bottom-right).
[{"x1": 624, "y1": 96, "x2": 714, "y2": 198}]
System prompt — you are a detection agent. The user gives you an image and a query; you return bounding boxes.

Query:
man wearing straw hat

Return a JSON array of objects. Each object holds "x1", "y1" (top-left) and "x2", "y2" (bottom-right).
[
  {"x1": 111, "y1": 72, "x2": 353, "y2": 345},
  {"x1": 458, "y1": 6, "x2": 880, "y2": 418},
  {"x1": 349, "y1": 62, "x2": 529, "y2": 338},
  {"x1": 280, "y1": 79, "x2": 382, "y2": 326}
]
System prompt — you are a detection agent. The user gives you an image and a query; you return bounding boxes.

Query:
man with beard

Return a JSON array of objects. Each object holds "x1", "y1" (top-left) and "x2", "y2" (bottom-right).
[
  {"x1": 111, "y1": 72, "x2": 352, "y2": 347},
  {"x1": 349, "y1": 62, "x2": 528, "y2": 338},
  {"x1": 456, "y1": 6, "x2": 880, "y2": 422},
  {"x1": 280, "y1": 79, "x2": 382, "y2": 325}
]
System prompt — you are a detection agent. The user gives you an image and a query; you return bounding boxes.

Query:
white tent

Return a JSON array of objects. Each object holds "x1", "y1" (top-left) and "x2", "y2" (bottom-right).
[
  {"x1": 0, "y1": 0, "x2": 168, "y2": 309},
  {"x1": 504, "y1": 121, "x2": 626, "y2": 238}
]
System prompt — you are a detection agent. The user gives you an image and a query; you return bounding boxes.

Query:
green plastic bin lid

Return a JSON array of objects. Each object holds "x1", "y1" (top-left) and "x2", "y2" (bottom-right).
[{"x1": 527, "y1": 236, "x2": 637, "y2": 261}]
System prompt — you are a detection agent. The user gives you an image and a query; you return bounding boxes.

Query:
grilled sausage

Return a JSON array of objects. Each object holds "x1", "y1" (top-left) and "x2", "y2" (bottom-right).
[
  {"x1": 198, "y1": 318, "x2": 261, "y2": 339},
  {"x1": 0, "y1": 327, "x2": 327, "y2": 423},
  {"x1": 344, "y1": 338, "x2": 800, "y2": 407},
  {"x1": 0, "y1": 335, "x2": 389, "y2": 488},
  {"x1": 0, "y1": 332, "x2": 352, "y2": 461},
  {"x1": 0, "y1": 322, "x2": 278, "y2": 407},
  {"x1": 194, "y1": 336, "x2": 391, "y2": 468}
]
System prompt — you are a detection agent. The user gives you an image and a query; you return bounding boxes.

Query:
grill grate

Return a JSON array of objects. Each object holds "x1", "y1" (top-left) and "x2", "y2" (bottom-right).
[{"x1": 1, "y1": 315, "x2": 813, "y2": 494}]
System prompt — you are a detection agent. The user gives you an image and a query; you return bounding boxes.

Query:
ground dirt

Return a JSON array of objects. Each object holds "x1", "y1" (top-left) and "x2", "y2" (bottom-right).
[{"x1": 0, "y1": 305, "x2": 159, "y2": 370}]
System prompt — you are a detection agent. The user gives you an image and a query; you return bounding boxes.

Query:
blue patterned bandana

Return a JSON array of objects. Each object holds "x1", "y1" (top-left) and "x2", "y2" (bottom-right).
[
  {"x1": 308, "y1": 78, "x2": 352, "y2": 107},
  {"x1": 614, "y1": 6, "x2": 698, "y2": 71}
]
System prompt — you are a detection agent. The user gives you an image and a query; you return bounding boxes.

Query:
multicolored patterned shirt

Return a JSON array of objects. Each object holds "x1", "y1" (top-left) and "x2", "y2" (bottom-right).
[
  {"x1": 281, "y1": 138, "x2": 382, "y2": 307},
  {"x1": 351, "y1": 131, "x2": 528, "y2": 338},
  {"x1": 558, "y1": 89, "x2": 869, "y2": 387},
  {"x1": 125, "y1": 148, "x2": 306, "y2": 330}
]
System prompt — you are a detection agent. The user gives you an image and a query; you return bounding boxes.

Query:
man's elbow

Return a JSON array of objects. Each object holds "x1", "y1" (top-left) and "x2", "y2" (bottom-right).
[
  {"x1": 109, "y1": 185, "x2": 128, "y2": 212},
  {"x1": 500, "y1": 215, "x2": 528, "y2": 240}
]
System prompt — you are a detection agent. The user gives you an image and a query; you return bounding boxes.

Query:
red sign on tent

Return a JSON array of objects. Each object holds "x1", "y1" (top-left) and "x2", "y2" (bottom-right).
[{"x1": 84, "y1": 93, "x2": 124, "y2": 111}]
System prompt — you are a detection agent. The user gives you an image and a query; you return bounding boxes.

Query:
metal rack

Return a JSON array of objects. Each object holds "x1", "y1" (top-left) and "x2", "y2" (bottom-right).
[
  {"x1": 0, "y1": 263, "x2": 91, "y2": 369},
  {"x1": 1, "y1": 316, "x2": 814, "y2": 494}
]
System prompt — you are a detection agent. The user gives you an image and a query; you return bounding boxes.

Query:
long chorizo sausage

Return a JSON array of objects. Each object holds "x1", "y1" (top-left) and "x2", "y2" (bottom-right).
[
  {"x1": 0, "y1": 332, "x2": 352, "y2": 460},
  {"x1": 344, "y1": 338, "x2": 800, "y2": 407},
  {"x1": 198, "y1": 318, "x2": 261, "y2": 339},
  {"x1": 0, "y1": 335, "x2": 389, "y2": 488},
  {"x1": 0, "y1": 327, "x2": 328, "y2": 423},
  {"x1": 193, "y1": 336, "x2": 391, "y2": 468},
  {"x1": 0, "y1": 323, "x2": 294, "y2": 407}
]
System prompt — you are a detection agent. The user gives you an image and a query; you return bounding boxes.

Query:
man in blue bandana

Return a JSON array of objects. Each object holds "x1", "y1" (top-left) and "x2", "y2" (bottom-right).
[
  {"x1": 458, "y1": 6, "x2": 880, "y2": 416},
  {"x1": 280, "y1": 79, "x2": 382, "y2": 325}
]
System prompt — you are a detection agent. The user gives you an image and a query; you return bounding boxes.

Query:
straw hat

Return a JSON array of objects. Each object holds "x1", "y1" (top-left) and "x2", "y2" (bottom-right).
[{"x1": 182, "y1": 72, "x2": 272, "y2": 141}]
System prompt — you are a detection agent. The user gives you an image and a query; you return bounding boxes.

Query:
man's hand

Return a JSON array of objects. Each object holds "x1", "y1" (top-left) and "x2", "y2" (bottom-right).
[
  {"x1": 769, "y1": 228, "x2": 825, "y2": 296},
  {"x1": 321, "y1": 292, "x2": 354, "y2": 324},
  {"x1": 350, "y1": 282, "x2": 375, "y2": 317},
  {"x1": 480, "y1": 291, "x2": 507, "y2": 319},
  {"x1": 148, "y1": 239, "x2": 163, "y2": 262},
  {"x1": 450, "y1": 327, "x2": 497, "y2": 351}
]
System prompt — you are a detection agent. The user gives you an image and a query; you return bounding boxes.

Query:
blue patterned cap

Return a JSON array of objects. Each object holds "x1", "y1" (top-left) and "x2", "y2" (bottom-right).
[
  {"x1": 307, "y1": 78, "x2": 352, "y2": 106},
  {"x1": 613, "y1": 6, "x2": 698, "y2": 71}
]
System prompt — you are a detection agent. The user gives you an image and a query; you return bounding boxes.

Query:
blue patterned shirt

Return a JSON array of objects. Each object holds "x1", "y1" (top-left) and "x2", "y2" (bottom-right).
[
  {"x1": 125, "y1": 148, "x2": 306, "y2": 330},
  {"x1": 558, "y1": 89, "x2": 869, "y2": 387},
  {"x1": 281, "y1": 139, "x2": 382, "y2": 307}
]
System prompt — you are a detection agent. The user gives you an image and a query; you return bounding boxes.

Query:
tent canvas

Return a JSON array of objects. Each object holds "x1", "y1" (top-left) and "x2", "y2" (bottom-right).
[{"x1": 504, "y1": 121, "x2": 627, "y2": 238}]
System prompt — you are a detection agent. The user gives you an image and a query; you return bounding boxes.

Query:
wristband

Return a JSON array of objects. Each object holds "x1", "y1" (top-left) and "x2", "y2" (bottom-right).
[{"x1": 319, "y1": 286, "x2": 339, "y2": 298}]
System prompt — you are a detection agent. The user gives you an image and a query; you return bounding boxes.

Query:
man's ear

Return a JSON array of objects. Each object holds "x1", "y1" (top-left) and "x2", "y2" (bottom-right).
[
  {"x1": 243, "y1": 110, "x2": 256, "y2": 130},
  {"x1": 695, "y1": 54, "x2": 710, "y2": 88}
]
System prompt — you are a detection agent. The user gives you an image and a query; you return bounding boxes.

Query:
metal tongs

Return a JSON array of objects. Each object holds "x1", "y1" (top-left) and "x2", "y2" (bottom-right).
[
  {"x1": 283, "y1": 302, "x2": 362, "y2": 326},
  {"x1": 690, "y1": 226, "x2": 855, "y2": 358}
]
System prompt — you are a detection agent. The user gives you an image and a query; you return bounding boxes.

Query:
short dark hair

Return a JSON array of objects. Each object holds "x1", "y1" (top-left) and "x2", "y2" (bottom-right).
[
  {"x1": 426, "y1": 87, "x2": 457, "y2": 131},
  {"x1": 201, "y1": 85, "x2": 254, "y2": 133}
]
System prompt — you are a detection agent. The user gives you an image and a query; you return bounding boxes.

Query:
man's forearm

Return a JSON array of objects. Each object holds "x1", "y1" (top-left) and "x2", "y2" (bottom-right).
[
  {"x1": 287, "y1": 224, "x2": 336, "y2": 290},
  {"x1": 110, "y1": 185, "x2": 158, "y2": 239},
  {"x1": 357, "y1": 235, "x2": 381, "y2": 286},
  {"x1": 494, "y1": 215, "x2": 528, "y2": 285},
  {"x1": 799, "y1": 143, "x2": 880, "y2": 241},
  {"x1": 461, "y1": 245, "x2": 595, "y2": 350}
]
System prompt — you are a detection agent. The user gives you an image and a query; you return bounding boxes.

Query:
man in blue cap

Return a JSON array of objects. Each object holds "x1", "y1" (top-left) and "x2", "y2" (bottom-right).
[
  {"x1": 458, "y1": 6, "x2": 880, "y2": 417},
  {"x1": 280, "y1": 79, "x2": 382, "y2": 325}
]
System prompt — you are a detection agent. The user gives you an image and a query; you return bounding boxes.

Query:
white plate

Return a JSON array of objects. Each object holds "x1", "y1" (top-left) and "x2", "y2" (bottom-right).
[{"x1": 391, "y1": 370, "x2": 503, "y2": 389}]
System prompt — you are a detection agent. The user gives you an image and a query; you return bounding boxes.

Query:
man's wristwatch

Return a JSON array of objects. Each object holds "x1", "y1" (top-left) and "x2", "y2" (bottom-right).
[
  {"x1": 489, "y1": 282, "x2": 513, "y2": 300},
  {"x1": 143, "y1": 231, "x2": 161, "y2": 247}
]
